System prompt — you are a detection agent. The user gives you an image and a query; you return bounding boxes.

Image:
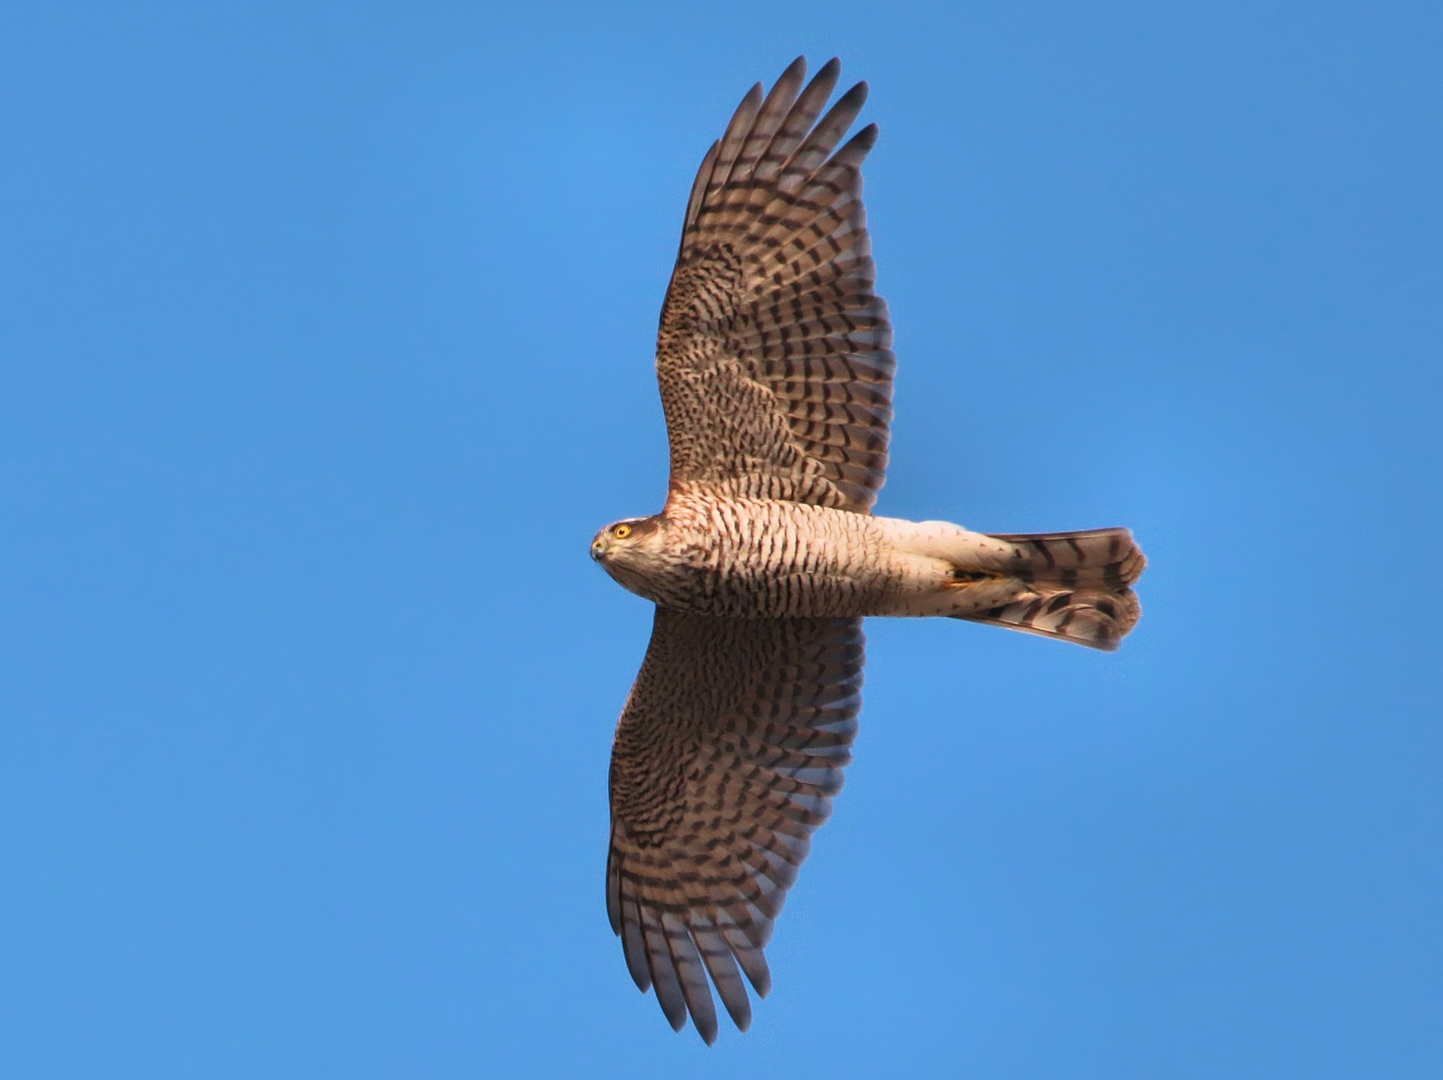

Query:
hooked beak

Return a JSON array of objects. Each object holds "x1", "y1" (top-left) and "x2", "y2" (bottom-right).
[{"x1": 591, "y1": 536, "x2": 608, "y2": 561}]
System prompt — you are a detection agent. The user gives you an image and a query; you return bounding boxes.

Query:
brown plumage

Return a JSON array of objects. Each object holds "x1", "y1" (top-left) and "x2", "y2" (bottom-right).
[
  {"x1": 606, "y1": 611, "x2": 863, "y2": 1038},
  {"x1": 591, "y1": 57, "x2": 1145, "y2": 1044},
  {"x1": 657, "y1": 57, "x2": 892, "y2": 513}
]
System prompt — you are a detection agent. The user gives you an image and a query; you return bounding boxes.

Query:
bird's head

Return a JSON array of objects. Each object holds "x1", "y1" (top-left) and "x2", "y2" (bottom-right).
[{"x1": 590, "y1": 515, "x2": 667, "y2": 590}]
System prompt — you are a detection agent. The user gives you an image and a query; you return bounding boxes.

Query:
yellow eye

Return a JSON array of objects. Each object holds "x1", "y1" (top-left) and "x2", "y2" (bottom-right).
[{"x1": 613, "y1": 524, "x2": 632, "y2": 539}]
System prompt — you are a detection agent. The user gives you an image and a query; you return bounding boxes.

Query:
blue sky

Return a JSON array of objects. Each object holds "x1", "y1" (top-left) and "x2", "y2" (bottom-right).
[{"x1": 2, "y1": 2, "x2": 1439, "y2": 1076}]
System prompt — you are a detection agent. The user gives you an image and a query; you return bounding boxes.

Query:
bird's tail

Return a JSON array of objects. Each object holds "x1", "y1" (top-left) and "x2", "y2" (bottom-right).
[{"x1": 951, "y1": 528, "x2": 1145, "y2": 651}]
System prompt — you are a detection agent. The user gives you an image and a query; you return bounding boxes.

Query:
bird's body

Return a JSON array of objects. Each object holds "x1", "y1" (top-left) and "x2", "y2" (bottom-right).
[
  {"x1": 589, "y1": 57, "x2": 1145, "y2": 1044},
  {"x1": 596, "y1": 495, "x2": 911, "y2": 618},
  {"x1": 595, "y1": 495, "x2": 1142, "y2": 635}
]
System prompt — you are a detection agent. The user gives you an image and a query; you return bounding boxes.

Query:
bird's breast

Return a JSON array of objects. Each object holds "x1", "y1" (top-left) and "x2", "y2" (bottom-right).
[{"x1": 636, "y1": 496, "x2": 900, "y2": 618}]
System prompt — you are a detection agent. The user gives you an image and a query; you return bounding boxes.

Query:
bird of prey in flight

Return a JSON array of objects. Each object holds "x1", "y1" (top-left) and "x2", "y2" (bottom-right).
[{"x1": 590, "y1": 57, "x2": 1145, "y2": 1043}]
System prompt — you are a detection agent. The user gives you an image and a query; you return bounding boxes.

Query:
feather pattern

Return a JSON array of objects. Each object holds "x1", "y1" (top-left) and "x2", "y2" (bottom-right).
[
  {"x1": 607, "y1": 609, "x2": 865, "y2": 1043},
  {"x1": 959, "y1": 528, "x2": 1145, "y2": 649},
  {"x1": 658, "y1": 57, "x2": 894, "y2": 513}
]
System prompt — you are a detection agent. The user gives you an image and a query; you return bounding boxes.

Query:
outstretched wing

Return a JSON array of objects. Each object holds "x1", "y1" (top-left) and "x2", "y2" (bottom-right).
[
  {"x1": 606, "y1": 608, "x2": 865, "y2": 1042},
  {"x1": 657, "y1": 57, "x2": 894, "y2": 514}
]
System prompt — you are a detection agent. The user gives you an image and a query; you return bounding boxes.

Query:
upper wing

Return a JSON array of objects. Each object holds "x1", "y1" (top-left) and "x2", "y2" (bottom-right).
[
  {"x1": 606, "y1": 608, "x2": 865, "y2": 1042},
  {"x1": 656, "y1": 57, "x2": 895, "y2": 514}
]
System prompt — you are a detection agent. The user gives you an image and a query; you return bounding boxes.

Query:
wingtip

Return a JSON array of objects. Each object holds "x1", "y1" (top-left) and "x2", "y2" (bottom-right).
[{"x1": 839, "y1": 79, "x2": 869, "y2": 109}]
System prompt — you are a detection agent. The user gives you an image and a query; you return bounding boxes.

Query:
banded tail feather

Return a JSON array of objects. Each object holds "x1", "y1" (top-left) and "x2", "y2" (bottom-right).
[{"x1": 954, "y1": 528, "x2": 1145, "y2": 651}]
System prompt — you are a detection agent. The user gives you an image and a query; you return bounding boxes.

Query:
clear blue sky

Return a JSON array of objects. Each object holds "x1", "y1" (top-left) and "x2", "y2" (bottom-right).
[{"x1": 2, "y1": 2, "x2": 1439, "y2": 1077}]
